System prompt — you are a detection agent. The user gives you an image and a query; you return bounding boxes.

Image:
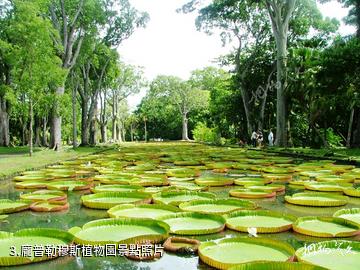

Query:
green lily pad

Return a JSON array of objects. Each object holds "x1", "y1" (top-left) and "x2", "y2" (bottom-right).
[
  {"x1": 296, "y1": 240, "x2": 360, "y2": 270},
  {"x1": 108, "y1": 204, "x2": 181, "y2": 219},
  {"x1": 46, "y1": 181, "x2": 92, "y2": 191},
  {"x1": 20, "y1": 190, "x2": 66, "y2": 202},
  {"x1": 30, "y1": 201, "x2": 69, "y2": 212},
  {"x1": 229, "y1": 188, "x2": 276, "y2": 199},
  {"x1": 81, "y1": 192, "x2": 152, "y2": 209},
  {"x1": 333, "y1": 208, "x2": 360, "y2": 225},
  {"x1": 228, "y1": 262, "x2": 327, "y2": 270},
  {"x1": 224, "y1": 210, "x2": 296, "y2": 233},
  {"x1": 178, "y1": 199, "x2": 257, "y2": 214},
  {"x1": 152, "y1": 191, "x2": 215, "y2": 206},
  {"x1": 70, "y1": 218, "x2": 169, "y2": 245},
  {"x1": 304, "y1": 182, "x2": 352, "y2": 192},
  {"x1": 293, "y1": 216, "x2": 360, "y2": 237},
  {"x1": 0, "y1": 199, "x2": 30, "y2": 214},
  {"x1": 285, "y1": 192, "x2": 348, "y2": 207},
  {"x1": 0, "y1": 228, "x2": 73, "y2": 266},
  {"x1": 199, "y1": 237, "x2": 295, "y2": 269},
  {"x1": 344, "y1": 187, "x2": 360, "y2": 197},
  {"x1": 91, "y1": 184, "x2": 144, "y2": 193},
  {"x1": 195, "y1": 177, "x2": 234, "y2": 186},
  {"x1": 15, "y1": 181, "x2": 48, "y2": 189},
  {"x1": 159, "y1": 212, "x2": 225, "y2": 235}
]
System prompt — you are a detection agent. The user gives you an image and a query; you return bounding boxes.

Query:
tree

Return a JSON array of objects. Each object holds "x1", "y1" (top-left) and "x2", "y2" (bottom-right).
[
  {"x1": 8, "y1": 0, "x2": 65, "y2": 155},
  {"x1": 149, "y1": 76, "x2": 210, "y2": 140}
]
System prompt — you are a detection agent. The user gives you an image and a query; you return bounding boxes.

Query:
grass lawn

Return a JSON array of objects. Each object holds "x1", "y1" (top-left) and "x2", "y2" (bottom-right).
[{"x1": 0, "y1": 145, "x2": 110, "y2": 179}]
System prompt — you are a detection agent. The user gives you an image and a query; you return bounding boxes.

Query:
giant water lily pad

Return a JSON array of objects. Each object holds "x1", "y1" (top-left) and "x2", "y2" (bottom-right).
[
  {"x1": 224, "y1": 210, "x2": 295, "y2": 233},
  {"x1": 159, "y1": 212, "x2": 225, "y2": 235},
  {"x1": 152, "y1": 191, "x2": 215, "y2": 206},
  {"x1": 315, "y1": 174, "x2": 355, "y2": 183},
  {"x1": 108, "y1": 204, "x2": 181, "y2": 219},
  {"x1": 0, "y1": 228, "x2": 73, "y2": 266},
  {"x1": 69, "y1": 218, "x2": 169, "y2": 245},
  {"x1": 30, "y1": 201, "x2": 69, "y2": 212},
  {"x1": 170, "y1": 181, "x2": 208, "y2": 191},
  {"x1": 0, "y1": 199, "x2": 30, "y2": 214},
  {"x1": 13, "y1": 175, "x2": 48, "y2": 182},
  {"x1": 20, "y1": 190, "x2": 66, "y2": 202},
  {"x1": 344, "y1": 187, "x2": 360, "y2": 197},
  {"x1": 244, "y1": 184, "x2": 285, "y2": 192},
  {"x1": 15, "y1": 181, "x2": 48, "y2": 189},
  {"x1": 179, "y1": 199, "x2": 256, "y2": 215},
  {"x1": 296, "y1": 240, "x2": 360, "y2": 270},
  {"x1": 304, "y1": 182, "x2": 352, "y2": 192},
  {"x1": 285, "y1": 192, "x2": 348, "y2": 207},
  {"x1": 81, "y1": 192, "x2": 152, "y2": 209},
  {"x1": 228, "y1": 262, "x2": 327, "y2": 270},
  {"x1": 234, "y1": 177, "x2": 271, "y2": 186},
  {"x1": 91, "y1": 184, "x2": 144, "y2": 193},
  {"x1": 293, "y1": 216, "x2": 360, "y2": 237},
  {"x1": 333, "y1": 208, "x2": 360, "y2": 225},
  {"x1": 199, "y1": 237, "x2": 295, "y2": 270},
  {"x1": 46, "y1": 181, "x2": 92, "y2": 191},
  {"x1": 229, "y1": 188, "x2": 276, "y2": 199},
  {"x1": 195, "y1": 177, "x2": 234, "y2": 187}
]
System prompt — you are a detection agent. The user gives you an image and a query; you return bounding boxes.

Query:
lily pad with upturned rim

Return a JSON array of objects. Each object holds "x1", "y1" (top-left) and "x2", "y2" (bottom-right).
[
  {"x1": 198, "y1": 237, "x2": 295, "y2": 270},
  {"x1": 0, "y1": 199, "x2": 30, "y2": 214},
  {"x1": 81, "y1": 192, "x2": 152, "y2": 209},
  {"x1": 224, "y1": 210, "x2": 296, "y2": 233},
  {"x1": 159, "y1": 212, "x2": 225, "y2": 235},
  {"x1": 107, "y1": 203, "x2": 181, "y2": 219},
  {"x1": 304, "y1": 182, "x2": 352, "y2": 192},
  {"x1": 15, "y1": 181, "x2": 48, "y2": 189},
  {"x1": 152, "y1": 191, "x2": 215, "y2": 206},
  {"x1": 284, "y1": 192, "x2": 348, "y2": 207},
  {"x1": 343, "y1": 187, "x2": 360, "y2": 197},
  {"x1": 46, "y1": 181, "x2": 93, "y2": 191},
  {"x1": 163, "y1": 237, "x2": 200, "y2": 254},
  {"x1": 0, "y1": 228, "x2": 73, "y2": 266},
  {"x1": 333, "y1": 208, "x2": 360, "y2": 225},
  {"x1": 195, "y1": 177, "x2": 234, "y2": 187},
  {"x1": 293, "y1": 216, "x2": 360, "y2": 237},
  {"x1": 91, "y1": 184, "x2": 144, "y2": 193},
  {"x1": 229, "y1": 188, "x2": 276, "y2": 199},
  {"x1": 295, "y1": 240, "x2": 360, "y2": 270},
  {"x1": 228, "y1": 262, "x2": 327, "y2": 270},
  {"x1": 178, "y1": 199, "x2": 257, "y2": 215},
  {"x1": 20, "y1": 190, "x2": 67, "y2": 202},
  {"x1": 30, "y1": 201, "x2": 69, "y2": 212},
  {"x1": 69, "y1": 218, "x2": 169, "y2": 245}
]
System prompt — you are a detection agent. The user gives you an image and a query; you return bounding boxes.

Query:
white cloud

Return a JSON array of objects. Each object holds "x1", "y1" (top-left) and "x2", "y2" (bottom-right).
[{"x1": 121, "y1": 0, "x2": 356, "y2": 110}]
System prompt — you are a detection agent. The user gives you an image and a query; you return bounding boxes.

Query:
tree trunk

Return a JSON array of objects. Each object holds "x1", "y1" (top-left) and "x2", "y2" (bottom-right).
[
  {"x1": 182, "y1": 113, "x2": 189, "y2": 140},
  {"x1": 34, "y1": 117, "x2": 41, "y2": 146},
  {"x1": 130, "y1": 124, "x2": 134, "y2": 142},
  {"x1": 42, "y1": 117, "x2": 48, "y2": 146},
  {"x1": 274, "y1": 35, "x2": 288, "y2": 147},
  {"x1": 81, "y1": 101, "x2": 89, "y2": 146},
  {"x1": 144, "y1": 119, "x2": 147, "y2": 142},
  {"x1": 29, "y1": 99, "x2": 33, "y2": 156},
  {"x1": 50, "y1": 85, "x2": 64, "y2": 151},
  {"x1": 0, "y1": 97, "x2": 10, "y2": 146},
  {"x1": 100, "y1": 124, "x2": 107, "y2": 143},
  {"x1": 72, "y1": 85, "x2": 77, "y2": 148},
  {"x1": 347, "y1": 107, "x2": 354, "y2": 148}
]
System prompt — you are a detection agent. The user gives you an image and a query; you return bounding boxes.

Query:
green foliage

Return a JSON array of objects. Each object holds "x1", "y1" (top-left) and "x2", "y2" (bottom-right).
[{"x1": 193, "y1": 122, "x2": 218, "y2": 143}]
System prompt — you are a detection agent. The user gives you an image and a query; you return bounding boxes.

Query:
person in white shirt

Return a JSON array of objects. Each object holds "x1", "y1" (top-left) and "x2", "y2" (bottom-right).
[
  {"x1": 268, "y1": 129, "x2": 274, "y2": 146},
  {"x1": 251, "y1": 131, "x2": 257, "y2": 147}
]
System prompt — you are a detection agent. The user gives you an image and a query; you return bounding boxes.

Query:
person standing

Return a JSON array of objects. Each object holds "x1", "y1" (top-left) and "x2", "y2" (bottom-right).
[
  {"x1": 251, "y1": 130, "x2": 257, "y2": 147},
  {"x1": 257, "y1": 130, "x2": 263, "y2": 147},
  {"x1": 268, "y1": 129, "x2": 274, "y2": 146}
]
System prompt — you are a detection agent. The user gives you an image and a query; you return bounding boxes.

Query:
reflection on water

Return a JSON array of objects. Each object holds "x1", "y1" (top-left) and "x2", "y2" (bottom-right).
[{"x1": 0, "y1": 171, "x2": 360, "y2": 269}]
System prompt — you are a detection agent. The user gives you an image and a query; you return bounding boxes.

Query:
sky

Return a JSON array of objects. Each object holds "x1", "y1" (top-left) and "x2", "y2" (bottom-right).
[{"x1": 118, "y1": 0, "x2": 356, "y2": 110}]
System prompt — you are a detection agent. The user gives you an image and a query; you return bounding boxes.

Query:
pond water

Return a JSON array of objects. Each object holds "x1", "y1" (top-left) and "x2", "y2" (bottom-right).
[{"x1": 0, "y1": 147, "x2": 360, "y2": 270}]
